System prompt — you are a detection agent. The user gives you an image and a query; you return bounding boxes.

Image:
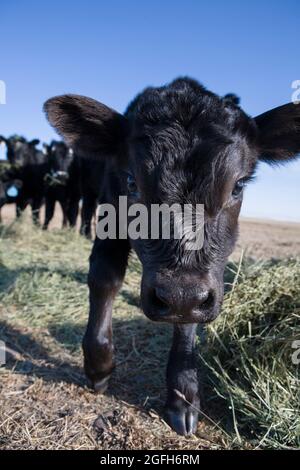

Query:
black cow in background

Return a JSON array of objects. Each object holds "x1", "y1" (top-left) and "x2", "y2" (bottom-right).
[
  {"x1": 0, "y1": 135, "x2": 47, "y2": 224},
  {"x1": 42, "y1": 140, "x2": 81, "y2": 229},
  {"x1": 43, "y1": 144, "x2": 105, "y2": 236},
  {"x1": 0, "y1": 135, "x2": 104, "y2": 234}
]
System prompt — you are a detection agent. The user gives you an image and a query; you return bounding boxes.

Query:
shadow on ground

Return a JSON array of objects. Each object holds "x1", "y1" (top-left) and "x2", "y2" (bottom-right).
[
  {"x1": 0, "y1": 311, "x2": 233, "y2": 440},
  {"x1": 0, "y1": 320, "x2": 85, "y2": 386}
]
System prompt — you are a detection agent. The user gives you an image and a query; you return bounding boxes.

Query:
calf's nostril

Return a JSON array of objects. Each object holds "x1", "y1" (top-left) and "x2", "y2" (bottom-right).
[
  {"x1": 196, "y1": 290, "x2": 214, "y2": 309},
  {"x1": 150, "y1": 288, "x2": 170, "y2": 314}
]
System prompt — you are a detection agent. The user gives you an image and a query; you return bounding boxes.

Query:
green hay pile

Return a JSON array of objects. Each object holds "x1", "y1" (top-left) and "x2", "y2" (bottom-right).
[{"x1": 200, "y1": 260, "x2": 300, "y2": 449}]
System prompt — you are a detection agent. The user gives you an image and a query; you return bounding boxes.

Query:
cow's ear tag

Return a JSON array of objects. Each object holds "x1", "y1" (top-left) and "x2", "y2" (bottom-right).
[{"x1": 7, "y1": 185, "x2": 18, "y2": 197}]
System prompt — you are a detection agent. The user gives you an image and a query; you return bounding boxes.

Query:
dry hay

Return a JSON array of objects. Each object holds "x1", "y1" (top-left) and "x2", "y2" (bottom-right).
[{"x1": 0, "y1": 218, "x2": 299, "y2": 449}]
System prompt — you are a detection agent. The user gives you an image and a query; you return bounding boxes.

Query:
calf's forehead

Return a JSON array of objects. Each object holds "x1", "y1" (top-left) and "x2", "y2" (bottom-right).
[{"x1": 130, "y1": 123, "x2": 257, "y2": 194}]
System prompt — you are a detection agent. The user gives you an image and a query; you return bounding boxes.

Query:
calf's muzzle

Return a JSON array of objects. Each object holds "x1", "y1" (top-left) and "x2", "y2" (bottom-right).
[{"x1": 141, "y1": 270, "x2": 220, "y2": 324}]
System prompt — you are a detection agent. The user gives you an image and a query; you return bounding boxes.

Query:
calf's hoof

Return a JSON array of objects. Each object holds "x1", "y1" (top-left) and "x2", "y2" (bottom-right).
[
  {"x1": 87, "y1": 374, "x2": 111, "y2": 394},
  {"x1": 84, "y1": 360, "x2": 115, "y2": 394},
  {"x1": 82, "y1": 337, "x2": 115, "y2": 394},
  {"x1": 165, "y1": 405, "x2": 199, "y2": 436},
  {"x1": 164, "y1": 389, "x2": 200, "y2": 436}
]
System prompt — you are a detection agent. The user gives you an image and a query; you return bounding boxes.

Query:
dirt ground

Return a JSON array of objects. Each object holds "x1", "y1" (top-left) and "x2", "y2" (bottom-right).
[
  {"x1": 1, "y1": 203, "x2": 299, "y2": 260},
  {"x1": 235, "y1": 218, "x2": 300, "y2": 259}
]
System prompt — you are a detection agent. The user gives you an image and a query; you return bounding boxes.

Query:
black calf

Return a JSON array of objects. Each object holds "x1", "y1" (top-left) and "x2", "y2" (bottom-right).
[
  {"x1": 0, "y1": 135, "x2": 47, "y2": 224},
  {"x1": 43, "y1": 141, "x2": 81, "y2": 230},
  {"x1": 44, "y1": 78, "x2": 300, "y2": 435}
]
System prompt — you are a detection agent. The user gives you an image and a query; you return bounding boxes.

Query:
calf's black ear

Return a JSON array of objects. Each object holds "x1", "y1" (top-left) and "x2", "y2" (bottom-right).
[
  {"x1": 223, "y1": 93, "x2": 240, "y2": 106},
  {"x1": 254, "y1": 103, "x2": 300, "y2": 163},
  {"x1": 29, "y1": 139, "x2": 40, "y2": 147},
  {"x1": 43, "y1": 94, "x2": 128, "y2": 159}
]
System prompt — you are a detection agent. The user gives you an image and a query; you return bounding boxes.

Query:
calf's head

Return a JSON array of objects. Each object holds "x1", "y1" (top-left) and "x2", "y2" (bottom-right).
[
  {"x1": 44, "y1": 140, "x2": 73, "y2": 186},
  {"x1": 0, "y1": 135, "x2": 40, "y2": 166},
  {"x1": 44, "y1": 78, "x2": 300, "y2": 324}
]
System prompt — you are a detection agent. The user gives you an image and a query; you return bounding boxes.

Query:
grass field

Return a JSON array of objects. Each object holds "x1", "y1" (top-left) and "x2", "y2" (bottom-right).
[{"x1": 0, "y1": 215, "x2": 299, "y2": 450}]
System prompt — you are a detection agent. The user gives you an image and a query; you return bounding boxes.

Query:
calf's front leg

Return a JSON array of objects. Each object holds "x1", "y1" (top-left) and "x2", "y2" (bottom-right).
[
  {"x1": 59, "y1": 199, "x2": 68, "y2": 228},
  {"x1": 16, "y1": 197, "x2": 28, "y2": 218},
  {"x1": 67, "y1": 196, "x2": 80, "y2": 227},
  {"x1": 31, "y1": 197, "x2": 43, "y2": 226},
  {"x1": 165, "y1": 323, "x2": 200, "y2": 436},
  {"x1": 83, "y1": 237, "x2": 130, "y2": 393},
  {"x1": 43, "y1": 197, "x2": 55, "y2": 230},
  {"x1": 80, "y1": 194, "x2": 97, "y2": 238}
]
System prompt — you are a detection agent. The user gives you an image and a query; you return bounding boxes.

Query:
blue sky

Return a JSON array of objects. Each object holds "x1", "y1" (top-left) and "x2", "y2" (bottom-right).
[{"x1": 0, "y1": 0, "x2": 299, "y2": 221}]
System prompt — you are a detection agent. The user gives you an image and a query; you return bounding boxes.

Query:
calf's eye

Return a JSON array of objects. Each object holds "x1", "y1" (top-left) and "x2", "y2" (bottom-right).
[
  {"x1": 127, "y1": 174, "x2": 138, "y2": 195},
  {"x1": 232, "y1": 178, "x2": 245, "y2": 197}
]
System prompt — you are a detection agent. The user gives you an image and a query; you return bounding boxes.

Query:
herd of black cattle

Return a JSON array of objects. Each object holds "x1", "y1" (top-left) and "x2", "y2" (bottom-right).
[{"x1": 0, "y1": 135, "x2": 105, "y2": 237}]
